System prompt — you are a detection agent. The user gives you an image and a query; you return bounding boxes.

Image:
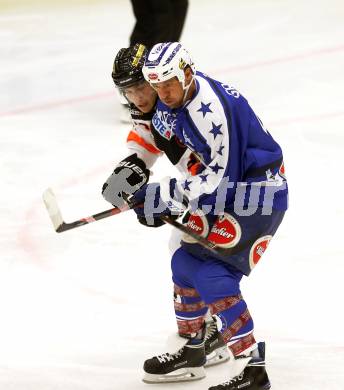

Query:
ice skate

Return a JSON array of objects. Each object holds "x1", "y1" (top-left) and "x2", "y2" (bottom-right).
[
  {"x1": 142, "y1": 337, "x2": 206, "y2": 383},
  {"x1": 204, "y1": 317, "x2": 231, "y2": 367},
  {"x1": 208, "y1": 342, "x2": 271, "y2": 390}
]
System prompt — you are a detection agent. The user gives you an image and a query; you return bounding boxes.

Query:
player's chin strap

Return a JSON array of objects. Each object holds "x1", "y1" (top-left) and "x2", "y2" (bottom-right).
[{"x1": 181, "y1": 75, "x2": 195, "y2": 104}]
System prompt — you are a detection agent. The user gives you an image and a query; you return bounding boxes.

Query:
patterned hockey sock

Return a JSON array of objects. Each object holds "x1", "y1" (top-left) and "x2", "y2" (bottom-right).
[
  {"x1": 174, "y1": 284, "x2": 208, "y2": 341},
  {"x1": 209, "y1": 295, "x2": 256, "y2": 356}
]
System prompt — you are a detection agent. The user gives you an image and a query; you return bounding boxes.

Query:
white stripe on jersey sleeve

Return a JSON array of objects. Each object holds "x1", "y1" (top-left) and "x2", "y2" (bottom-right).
[{"x1": 174, "y1": 75, "x2": 230, "y2": 205}]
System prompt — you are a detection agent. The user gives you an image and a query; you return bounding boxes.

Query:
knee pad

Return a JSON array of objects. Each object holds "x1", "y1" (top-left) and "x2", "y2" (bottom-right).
[
  {"x1": 192, "y1": 261, "x2": 242, "y2": 303},
  {"x1": 171, "y1": 247, "x2": 202, "y2": 287}
]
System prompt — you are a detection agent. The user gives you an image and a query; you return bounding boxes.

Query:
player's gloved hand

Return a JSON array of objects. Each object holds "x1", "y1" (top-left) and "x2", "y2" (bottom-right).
[
  {"x1": 131, "y1": 181, "x2": 185, "y2": 228},
  {"x1": 102, "y1": 153, "x2": 150, "y2": 207}
]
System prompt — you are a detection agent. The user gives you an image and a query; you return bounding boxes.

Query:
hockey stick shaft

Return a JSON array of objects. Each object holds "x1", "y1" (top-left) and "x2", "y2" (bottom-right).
[
  {"x1": 43, "y1": 188, "x2": 219, "y2": 255},
  {"x1": 159, "y1": 215, "x2": 218, "y2": 254},
  {"x1": 42, "y1": 188, "x2": 139, "y2": 233},
  {"x1": 56, "y1": 206, "x2": 130, "y2": 232},
  {"x1": 43, "y1": 188, "x2": 263, "y2": 267}
]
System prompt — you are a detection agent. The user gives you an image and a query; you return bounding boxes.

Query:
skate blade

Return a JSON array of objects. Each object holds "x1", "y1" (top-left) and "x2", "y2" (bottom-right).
[
  {"x1": 142, "y1": 366, "x2": 206, "y2": 383},
  {"x1": 205, "y1": 346, "x2": 231, "y2": 367}
]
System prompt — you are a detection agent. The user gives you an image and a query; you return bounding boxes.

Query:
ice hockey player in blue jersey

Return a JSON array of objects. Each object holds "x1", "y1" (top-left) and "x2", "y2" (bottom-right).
[
  {"x1": 129, "y1": 42, "x2": 288, "y2": 389},
  {"x1": 102, "y1": 43, "x2": 232, "y2": 369}
]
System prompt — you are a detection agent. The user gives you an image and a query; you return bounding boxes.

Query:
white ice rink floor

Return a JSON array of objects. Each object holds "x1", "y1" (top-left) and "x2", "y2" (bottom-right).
[{"x1": 1, "y1": 0, "x2": 344, "y2": 389}]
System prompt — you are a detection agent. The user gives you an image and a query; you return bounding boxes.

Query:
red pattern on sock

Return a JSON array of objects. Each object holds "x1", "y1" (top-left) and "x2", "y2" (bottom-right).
[
  {"x1": 174, "y1": 284, "x2": 200, "y2": 297},
  {"x1": 208, "y1": 295, "x2": 242, "y2": 315},
  {"x1": 174, "y1": 301, "x2": 206, "y2": 312},
  {"x1": 229, "y1": 333, "x2": 256, "y2": 356},
  {"x1": 177, "y1": 317, "x2": 204, "y2": 334},
  {"x1": 221, "y1": 309, "x2": 252, "y2": 343}
]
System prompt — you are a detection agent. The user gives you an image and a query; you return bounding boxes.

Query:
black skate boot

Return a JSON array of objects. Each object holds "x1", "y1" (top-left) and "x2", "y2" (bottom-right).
[
  {"x1": 142, "y1": 336, "x2": 206, "y2": 383},
  {"x1": 205, "y1": 316, "x2": 231, "y2": 367},
  {"x1": 208, "y1": 342, "x2": 271, "y2": 390}
]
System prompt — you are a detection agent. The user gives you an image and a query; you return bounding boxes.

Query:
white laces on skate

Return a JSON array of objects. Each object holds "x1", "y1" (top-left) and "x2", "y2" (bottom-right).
[
  {"x1": 205, "y1": 321, "x2": 218, "y2": 341},
  {"x1": 221, "y1": 372, "x2": 244, "y2": 386},
  {"x1": 156, "y1": 348, "x2": 184, "y2": 363}
]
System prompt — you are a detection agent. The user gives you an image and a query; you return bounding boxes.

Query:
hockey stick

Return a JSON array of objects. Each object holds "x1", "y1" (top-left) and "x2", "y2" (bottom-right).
[
  {"x1": 43, "y1": 188, "x2": 261, "y2": 262},
  {"x1": 42, "y1": 188, "x2": 136, "y2": 233},
  {"x1": 159, "y1": 215, "x2": 217, "y2": 253},
  {"x1": 42, "y1": 188, "x2": 218, "y2": 254}
]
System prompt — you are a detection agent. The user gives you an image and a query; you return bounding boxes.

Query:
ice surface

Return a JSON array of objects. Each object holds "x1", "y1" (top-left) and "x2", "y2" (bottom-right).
[{"x1": 1, "y1": 0, "x2": 344, "y2": 389}]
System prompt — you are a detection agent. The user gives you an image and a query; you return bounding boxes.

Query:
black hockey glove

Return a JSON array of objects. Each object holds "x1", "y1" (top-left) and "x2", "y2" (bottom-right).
[
  {"x1": 131, "y1": 182, "x2": 185, "y2": 228},
  {"x1": 102, "y1": 153, "x2": 150, "y2": 208}
]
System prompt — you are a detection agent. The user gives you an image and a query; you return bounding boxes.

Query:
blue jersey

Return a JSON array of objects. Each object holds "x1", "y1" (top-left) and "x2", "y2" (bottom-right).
[{"x1": 152, "y1": 71, "x2": 288, "y2": 213}]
